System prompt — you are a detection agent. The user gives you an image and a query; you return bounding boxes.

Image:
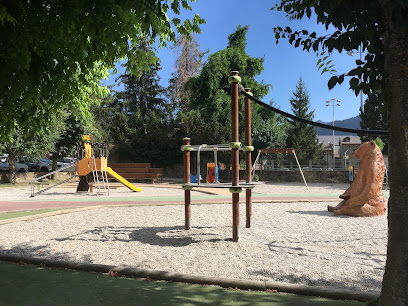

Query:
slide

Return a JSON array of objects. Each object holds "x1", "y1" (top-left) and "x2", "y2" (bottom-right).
[{"x1": 107, "y1": 167, "x2": 142, "y2": 192}]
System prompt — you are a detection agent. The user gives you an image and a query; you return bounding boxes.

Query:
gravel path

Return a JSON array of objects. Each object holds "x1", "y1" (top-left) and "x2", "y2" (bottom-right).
[{"x1": 0, "y1": 190, "x2": 387, "y2": 293}]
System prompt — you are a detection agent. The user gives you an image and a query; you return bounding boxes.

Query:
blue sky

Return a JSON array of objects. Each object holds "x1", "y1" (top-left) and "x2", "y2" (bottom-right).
[{"x1": 105, "y1": 0, "x2": 364, "y2": 122}]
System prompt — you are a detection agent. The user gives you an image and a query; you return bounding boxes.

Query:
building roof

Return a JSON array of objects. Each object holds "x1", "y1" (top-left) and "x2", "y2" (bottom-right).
[
  {"x1": 339, "y1": 136, "x2": 361, "y2": 145},
  {"x1": 317, "y1": 136, "x2": 362, "y2": 157},
  {"x1": 317, "y1": 135, "x2": 362, "y2": 146}
]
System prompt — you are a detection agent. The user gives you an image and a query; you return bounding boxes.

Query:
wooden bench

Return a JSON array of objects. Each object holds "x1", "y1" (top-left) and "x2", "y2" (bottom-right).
[{"x1": 108, "y1": 163, "x2": 163, "y2": 184}]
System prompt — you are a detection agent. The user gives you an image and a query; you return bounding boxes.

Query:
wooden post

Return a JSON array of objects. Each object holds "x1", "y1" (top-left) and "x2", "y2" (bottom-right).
[
  {"x1": 183, "y1": 137, "x2": 191, "y2": 230},
  {"x1": 244, "y1": 88, "x2": 252, "y2": 228},
  {"x1": 90, "y1": 135, "x2": 94, "y2": 193},
  {"x1": 230, "y1": 71, "x2": 240, "y2": 242}
]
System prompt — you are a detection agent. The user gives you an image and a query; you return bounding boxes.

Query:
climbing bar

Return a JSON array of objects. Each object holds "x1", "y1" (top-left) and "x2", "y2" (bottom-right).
[
  {"x1": 259, "y1": 148, "x2": 296, "y2": 154},
  {"x1": 239, "y1": 85, "x2": 388, "y2": 136},
  {"x1": 182, "y1": 183, "x2": 255, "y2": 189},
  {"x1": 181, "y1": 144, "x2": 246, "y2": 152}
]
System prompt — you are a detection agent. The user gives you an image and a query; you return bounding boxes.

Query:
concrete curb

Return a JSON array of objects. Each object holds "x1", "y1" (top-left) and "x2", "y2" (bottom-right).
[{"x1": 0, "y1": 254, "x2": 379, "y2": 302}]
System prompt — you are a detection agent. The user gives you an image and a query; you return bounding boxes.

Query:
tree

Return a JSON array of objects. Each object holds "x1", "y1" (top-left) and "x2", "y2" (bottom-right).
[
  {"x1": 0, "y1": 0, "x2": 204, "y2": 141},
  {"x1": 168, "y1": 34, "x2": 207, "y2": 112},
  {"x1": 185, "y1": 25, "x2": 288, "y2": 156},
  {"x1": 273, "y1": 1, "x2": 408, "y2": 304},
  {"x1": 168, "y1": 34, "x2": 207, "y2": 135},
  {"x1": 49, "y1": 114, "x2": 86, "y2": 172},
  {"x1": 0, "y1": 116, "x2": 65, "y2": 183},
  {"x1": 103, "y1": 46, "x2": 178, "y2": 167},
  {"x1": 287, "y1": 78, "x2": 321, "y2": 161},
  {"x1": 359, "y1": 92, "x2": 388, "y2": 154}
]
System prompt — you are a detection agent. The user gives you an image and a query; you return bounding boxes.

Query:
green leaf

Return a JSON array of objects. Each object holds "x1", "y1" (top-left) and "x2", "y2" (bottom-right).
[
  {"x1": 350, "y1": 77, "x2": 359, "y2": 88},
  {"x1": 328, "y1": 76, "x2": 338, "y2": 89}
]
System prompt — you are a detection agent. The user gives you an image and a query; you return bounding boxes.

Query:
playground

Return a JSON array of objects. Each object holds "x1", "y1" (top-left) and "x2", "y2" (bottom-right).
[
  {"x1": 0, "y1": 181, "x2": 387, "y2": 302},
  {"x1": 0, "y1": 71, "x2": 389, "y2": 304}
]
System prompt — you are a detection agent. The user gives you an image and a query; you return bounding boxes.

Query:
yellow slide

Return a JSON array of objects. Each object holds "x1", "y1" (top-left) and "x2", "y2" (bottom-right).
[{"x1": 107, "y1": 167, "x2": 142, "y2": 192}]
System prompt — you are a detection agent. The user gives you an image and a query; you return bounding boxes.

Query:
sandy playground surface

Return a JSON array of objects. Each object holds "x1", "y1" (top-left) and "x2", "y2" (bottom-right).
[{"x1": 0, "y1": 182, "x2": 388, "y2": 293}]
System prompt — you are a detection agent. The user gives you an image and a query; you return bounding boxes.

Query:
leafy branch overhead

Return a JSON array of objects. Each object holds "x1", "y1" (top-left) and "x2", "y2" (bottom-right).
[
  {"x1": 315, "y1": 51, "x2": 336, "y2": 76},
  {"x1": 272, "y1": 1, "x2": 384, "y2": 95},
  {"x1": 0, "y1": 0, "x2": 205, "y2": 141},
  {"x1": 273, "y1": 1, "x2": 408, "y2": 304}
]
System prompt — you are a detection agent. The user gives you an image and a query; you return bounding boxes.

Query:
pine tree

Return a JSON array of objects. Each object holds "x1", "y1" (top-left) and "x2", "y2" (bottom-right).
[
  {"x1": 168, "y1": 34, "x2": 207, "y2": 134},
  {"x1": 286, "y1": 78, "x2": 321, "y2": 161},
  {"x1": 105, "y1": 44, "x2": 177, "y2": 166},
  {"x1": 168, "y1": 34, "x2": 207, "y2": 112}
]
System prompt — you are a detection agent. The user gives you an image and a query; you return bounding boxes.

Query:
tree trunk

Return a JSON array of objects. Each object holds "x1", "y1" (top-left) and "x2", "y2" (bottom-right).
[
  {"x1": 8, "y1": 147, "x2": 17, "y2": 184},
  {"x1": 52, "y1": 156, "x2": 58, "y2": 180},
  {"x1": 379, "y1": 1, "x2": 408, "y2": 304}
]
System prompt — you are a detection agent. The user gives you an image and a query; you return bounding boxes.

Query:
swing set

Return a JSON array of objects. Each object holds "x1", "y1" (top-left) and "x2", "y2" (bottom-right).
[{"x1": 252, "y1": 148, "x2": 309, "y2": 190}]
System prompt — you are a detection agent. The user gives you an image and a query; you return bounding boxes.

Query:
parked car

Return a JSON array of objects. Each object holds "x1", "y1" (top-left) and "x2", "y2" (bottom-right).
[
  {"x1": 57, "y1": 157, "x2": 76, "y2": 171},
  {"x1": 0, "y1": 161, "x2": 8, "y2": 171},
  {"x1": 38, "y1": 158, "x2": 53, "y2": 172},
  {"x1": 0, "y1": 155, "x2": 29, "y2": 173},
  {"x1": 25, "y1": 157, "x2": 52, "y2": 172},
  {"x1": 21, "y1": 157, "x2": 41, "y2": 172}
]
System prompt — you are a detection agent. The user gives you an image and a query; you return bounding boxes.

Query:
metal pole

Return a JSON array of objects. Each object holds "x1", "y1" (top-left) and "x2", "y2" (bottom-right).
[
  {"x1": 197, "y1": 146, "x2": 202, "y2": 186},
  {"x1": 293, "y1": 151, "x2": 309, "y2": 190},
  {"x1": 244, "y1": 88, "x2": 252, "y2": 228},
  {"x1": 230, "y1": 71, "x2": 240, "y2": 242},
  {"x1": 359, "y1": 44, "x2": 363, "y2": 110},
  {"x1": 332, "y1": 103, "x2": 335, "y2": 170},
  {"x1": 183, "y1": 137, "x2": 191, "y2": 230},
  {"x1": 214, "y1": 149, "x2": 218, "y2": 182},
  {"x1": 252, "y1": 150, "x2": 261, "y2": 177}
]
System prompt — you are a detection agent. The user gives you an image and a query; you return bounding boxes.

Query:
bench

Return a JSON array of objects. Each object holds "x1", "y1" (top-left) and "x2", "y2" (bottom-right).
[{"x1": 108, "y1": 163, "x2": 163, "y2": 184}]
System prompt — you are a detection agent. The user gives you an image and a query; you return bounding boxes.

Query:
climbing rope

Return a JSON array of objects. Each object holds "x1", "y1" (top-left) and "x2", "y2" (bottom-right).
[{"x1": 238, "y1": 84, "x2": 388, "y2": 136}]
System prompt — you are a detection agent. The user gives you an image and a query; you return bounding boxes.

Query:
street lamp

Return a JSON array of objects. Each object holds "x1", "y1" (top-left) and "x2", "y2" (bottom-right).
[
  {"x1": 347, "y1": 44, "x2": 364, "y2": 110},
  {"x1": 326, "y1": 98, "x2": 341, "y2": 169}
]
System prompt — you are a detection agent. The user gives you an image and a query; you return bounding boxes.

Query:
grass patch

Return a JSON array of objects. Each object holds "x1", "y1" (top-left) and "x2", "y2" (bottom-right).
[
  {"x1": 0, "y1": 261, "x2": 366, "y2": 305},
  {"x1": 0, "y1": 182, "x2": 30, "y2": 188},
  {"x1": 0, "y1": 208, "x2": 71, "y2": 220}
]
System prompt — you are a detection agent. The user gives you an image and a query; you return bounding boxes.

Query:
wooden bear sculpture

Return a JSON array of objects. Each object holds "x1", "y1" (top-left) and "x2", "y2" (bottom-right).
[{"x1": 328, "y1": 140, "x2": 386, "y2": 217}]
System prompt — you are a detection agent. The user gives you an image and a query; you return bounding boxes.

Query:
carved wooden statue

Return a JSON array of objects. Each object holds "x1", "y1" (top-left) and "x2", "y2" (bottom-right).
[{"x1": 328, "y1": 140, "x2": 386, "y2": 217}]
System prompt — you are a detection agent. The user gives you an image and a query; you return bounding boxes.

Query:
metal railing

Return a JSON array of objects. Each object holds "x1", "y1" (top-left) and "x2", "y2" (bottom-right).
[
  {"x1": 30, "y1": 163, "x2": 77, "y2": 197},
  {"x1": 255, "y1": 158, "x2": 361, "y2": 171}
]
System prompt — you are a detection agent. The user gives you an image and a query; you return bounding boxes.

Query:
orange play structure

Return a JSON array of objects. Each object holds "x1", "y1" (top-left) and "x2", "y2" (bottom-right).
[
  {"x1": 76, "y1": 136, "x2": 142, "y2": 193},
  {"x1": 76, "y1": 142, "x2": 108, "y2": 176}
]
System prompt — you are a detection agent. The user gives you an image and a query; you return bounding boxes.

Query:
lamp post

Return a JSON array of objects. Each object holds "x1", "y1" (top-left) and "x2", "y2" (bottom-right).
[
  {"x1": 326, "y1": 98, "x2": 341, "y2": 169},
  {"x1": 347, "y1": 45, "x2": 364, "y2": 110}
]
